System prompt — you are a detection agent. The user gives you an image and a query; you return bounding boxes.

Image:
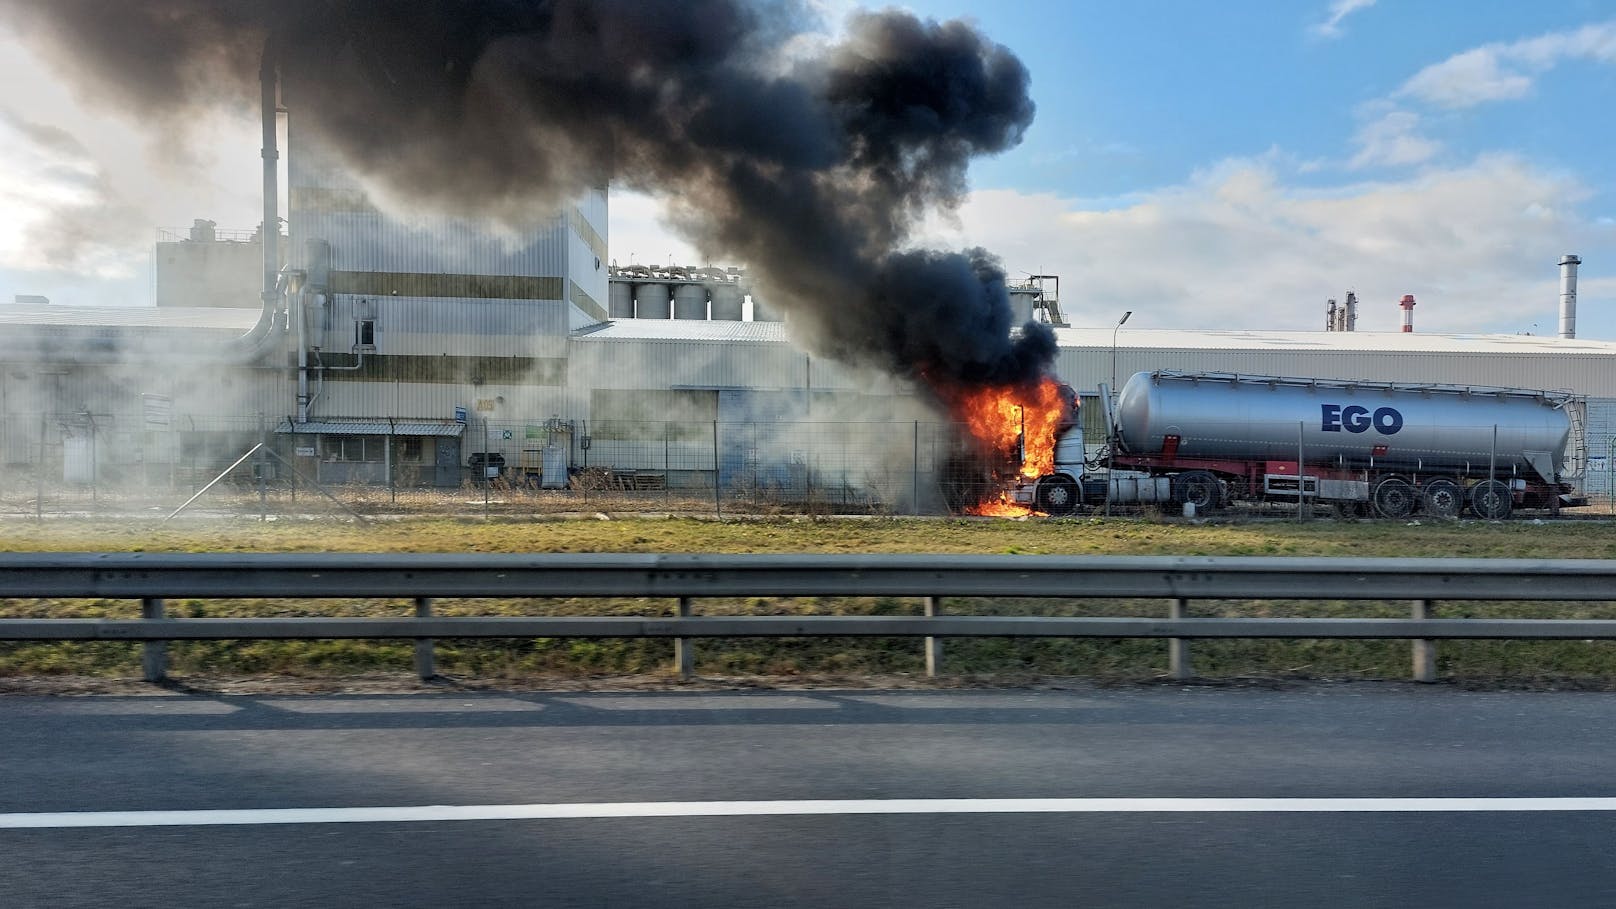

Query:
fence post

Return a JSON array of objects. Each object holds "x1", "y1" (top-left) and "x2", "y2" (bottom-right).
[
  {"x1": 674, "y1": 596, "x2": 694, "y2": 680},
  {"x1": 1412, "y1": 599, "x2": 1436, "y2": 683},
  {"x1": 141, "y1": 597, "x2": 166, "y2": 683},
  {"x1": 924, "y1": 595, "x2": 942, "y2": 677},
  {"x1": 1168, "y1": 597, "x2": 1192, "y2": 680},
  {"x1": 1489, "y1": 424, "x2": 1497, "y2": 487},
  {"x1": 36, "y1": 410, "x2": 44, "y2": 520},
  {"x1": 257, "y1": 415, "x2": 268, "y2": 521},
  {"x1": 912, "y1": 421, "x2": 920, "y2": 516},
  {"x1": 414, "y1": 597, "x2": 435, "y2": 680},
  {"x1": 1297, "y1": 421, "x2": 1307, "y2": 520},
  {"x1": 712, "y1": 421, "x2": 721, "y2": 518}
]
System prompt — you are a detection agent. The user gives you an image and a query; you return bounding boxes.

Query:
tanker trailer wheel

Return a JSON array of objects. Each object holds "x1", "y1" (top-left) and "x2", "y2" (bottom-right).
[
  {"x1": 1173, "y1": 471, "x2": 1222, "y2": 512},
  {"x1": 1469, "y1": 479, "x2": 1513, "y2": 520},
  {"x1": 1372, "y1": 477, "x2": 1416, "y2": 519},
  {"x1": 1420, "y1": 478, "x2": 1463, "y2": 519},
  {"x1": 1035, "y1": 475, "x2": 1080, "y2": 516}
]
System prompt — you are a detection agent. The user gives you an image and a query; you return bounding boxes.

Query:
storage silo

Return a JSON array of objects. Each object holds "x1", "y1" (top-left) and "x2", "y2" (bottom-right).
[
  {"x1": 673, "y1": 283, "x2": 709, "y2": 320},
  {"x1": 608, "y1": 281, "x2": 636, "y2": 318},
  {"x1": 710, "y1": 283, "x2": 744, "y2": 320},
  {"x1": 635, "y1": 282, "x2": 671, "y2": 319},
  {"x1": 1008, "y1": 288, "x2": 1038, "y2": 325}
]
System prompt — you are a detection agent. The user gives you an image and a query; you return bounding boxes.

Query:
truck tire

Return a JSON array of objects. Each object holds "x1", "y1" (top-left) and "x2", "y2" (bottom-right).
[
  {"x1": 1469, "y1": 479, "x2": 1512, "y2": 520},
  {"x1": 1035, "y1": 475, "x2": 1080, "y2": 516},
  {"x1": 1420, "y1": 478, "x2": 1463, "y2": 518},
  {"x1": 1372, "y1": 477, "x2": 1416, "y2": 519},
  {"x1": 1173, "y1": 471, "x2": 1222, "y2": 512}
]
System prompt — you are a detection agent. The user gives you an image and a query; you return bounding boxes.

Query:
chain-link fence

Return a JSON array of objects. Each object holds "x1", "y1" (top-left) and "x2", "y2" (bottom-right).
[
  {"x1": 0, "y1": 410, "x2": 1608, "y2": 519},
  {"x1": 0, "y1": 413, "x2": 987, "y2": 518}
]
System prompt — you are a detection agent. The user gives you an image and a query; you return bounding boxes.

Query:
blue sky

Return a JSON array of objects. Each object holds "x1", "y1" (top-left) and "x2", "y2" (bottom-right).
[
  {"x1": 5, "y1": 1, "x2": 1616, "y2": 339},
  {"x1": 908, "y1": 0, "x2": 1616, "y2": 207}
]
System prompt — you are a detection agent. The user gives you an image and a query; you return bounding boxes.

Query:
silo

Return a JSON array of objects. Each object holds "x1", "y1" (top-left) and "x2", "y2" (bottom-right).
[
  {"x1": 710, "y1": 283, "x2": 744, "y2": 320},
  {"x1": 635, "y1": 282, "x2": 671, "y2": 319},
  {"x1": 1008, "y1": 289, "x2": 1038, "y2": 325},
  {"x1": 609, "y1": 281, "x2": 636, "y2": 318},
  {"x1": 751, "y1": 294, "x2": 783, "y2": 322},
  {"x1": 673, "y1": 283, "x2": 709, "y2": 320}
]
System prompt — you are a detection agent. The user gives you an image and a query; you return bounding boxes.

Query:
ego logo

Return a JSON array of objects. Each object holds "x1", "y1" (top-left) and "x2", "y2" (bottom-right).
[{"x1": 1321, "y1": 404, "x2": 1403, "y2": 435}]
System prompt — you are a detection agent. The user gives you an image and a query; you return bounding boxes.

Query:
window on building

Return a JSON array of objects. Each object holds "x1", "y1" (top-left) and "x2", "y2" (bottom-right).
[
  {"x1": 356, "y1": 320, "x2": 376, "y2": 348},
  {"x1": 321, "y1": 435, "x2": 386, "y2": 462},
  {"x1": 400, "y1": 437, "x2": 424, "y2": 463}
]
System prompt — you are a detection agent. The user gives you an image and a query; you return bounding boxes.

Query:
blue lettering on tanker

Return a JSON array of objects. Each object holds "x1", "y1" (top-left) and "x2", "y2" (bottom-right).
[{"x1": 1321, "y1": 404, "x2": 1403, "y2": 435}]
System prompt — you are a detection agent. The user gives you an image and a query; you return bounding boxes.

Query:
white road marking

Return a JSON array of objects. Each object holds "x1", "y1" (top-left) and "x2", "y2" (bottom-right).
[{"x1": 6, "y1": 798, "x2": 1616, "y2": 829}]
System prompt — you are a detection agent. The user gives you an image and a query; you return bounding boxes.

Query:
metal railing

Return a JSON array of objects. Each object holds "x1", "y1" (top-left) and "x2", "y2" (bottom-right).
[{"x1": 3, "y1": 553, "x2": 1616, "y2": 684}]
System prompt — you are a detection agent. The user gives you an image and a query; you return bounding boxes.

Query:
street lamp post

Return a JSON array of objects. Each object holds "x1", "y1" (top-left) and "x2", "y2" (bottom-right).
[
  {"x1": 1106, "y1": 311, "x2": 1131, "y2": 518},
  {"x1": 1109, "y1": 310, "x2": 1132, "y2": 404}
]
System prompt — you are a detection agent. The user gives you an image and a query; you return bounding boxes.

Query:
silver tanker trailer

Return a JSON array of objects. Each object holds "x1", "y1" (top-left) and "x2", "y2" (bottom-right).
[{"x1": 1014, "y1": 371, "x2": 1587, "y2": 519}]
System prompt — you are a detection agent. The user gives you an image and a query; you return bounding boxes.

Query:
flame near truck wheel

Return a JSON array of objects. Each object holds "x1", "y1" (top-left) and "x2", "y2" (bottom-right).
[{"x1": 952, "y1": 371, "x2": 1586, "y2": 520}]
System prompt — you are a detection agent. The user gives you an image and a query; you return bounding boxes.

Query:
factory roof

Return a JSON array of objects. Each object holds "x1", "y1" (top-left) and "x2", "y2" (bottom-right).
[
  {"x1": 1051, "y1": 327, "x2": 1616, "y2": 355},
  {"x1": 574, "y1": 319, "x2": 1616, "y2": 355},
  {"x1": 0, "y1": 305, "x2": 263, "y2": 331},
  {"x1": 573, "y1": 320, "x2": 789, "y2": 342},
  {"x1": 276, "y1": 420, "x2": 467, "y2": 437}
]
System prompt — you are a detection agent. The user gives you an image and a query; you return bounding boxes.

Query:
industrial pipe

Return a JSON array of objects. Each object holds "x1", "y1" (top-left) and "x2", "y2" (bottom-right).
[
  {"x1": 260, "y1": 37, "x2": 279, "y2": 311},
  {"x1": 1560, "y1": 254, "x2": 1581, "y2": 340}
]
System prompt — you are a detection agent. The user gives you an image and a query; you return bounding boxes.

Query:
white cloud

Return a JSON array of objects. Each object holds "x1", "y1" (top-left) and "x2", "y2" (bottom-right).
[
  {"x1": 0, "y1": 31, "x2": 265, "y2": 304},
  {"x1": 1348, "y1": 108, "x2": 1440, "y2": 169},
  {"x1": 1311, "y1": 0, "x2": 1376, "y2": 39},
  {"x1": 918, "y1": 154, "x2": 1604, "y2": 335},
  {"x1": 606, "y1": 190, "x2": 702, "y2": 268},
  {"x1": 1398, "y1": 21, "x2": 1616, "y2": 108}
]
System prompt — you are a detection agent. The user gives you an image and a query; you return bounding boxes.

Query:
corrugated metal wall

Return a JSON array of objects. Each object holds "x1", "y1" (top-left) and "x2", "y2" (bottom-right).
[
  {"x1": 1058, "y1": 347, "x2": 1616, "y2": 398},
  {"x1": 568, "y1": 338, "x2": 868, "y2": 392}
]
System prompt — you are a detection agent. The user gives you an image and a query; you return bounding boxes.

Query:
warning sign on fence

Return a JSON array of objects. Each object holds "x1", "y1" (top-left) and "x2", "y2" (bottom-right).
[{"x1": 141, "y1": 393, "x2": 172, "y2": 428}]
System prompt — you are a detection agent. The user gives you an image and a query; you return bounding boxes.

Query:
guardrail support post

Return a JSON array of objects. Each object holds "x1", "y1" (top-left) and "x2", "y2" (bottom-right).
[
  {"x1": 414, "y1": 597, "x2": 435, "y2": 680},
  {"x1": 924, "y1": 596, "x2": 943, "y2": 677},
  {"x1": 674, "y1": 597, "x2": 694, "y2": 680},
  {"x1": 1168, "y1": 597, "x2": 1192, "y2": 680},
  {"x1": 141, "y1": 597, "x2": 166, "y2": 683},
  {"x1": 1412, "y1": 599, "x2": 1436, "y2": 683}
]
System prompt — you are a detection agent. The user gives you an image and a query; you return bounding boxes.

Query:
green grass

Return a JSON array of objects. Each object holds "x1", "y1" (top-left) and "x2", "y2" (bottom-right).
[{"x1": 3, "y1": 516, "x2": 1616, "y2": 684}]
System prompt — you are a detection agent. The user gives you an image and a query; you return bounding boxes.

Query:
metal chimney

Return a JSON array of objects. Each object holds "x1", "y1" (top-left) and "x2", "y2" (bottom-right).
[
  {"x1": 1399, "y1": 294, "x2": 1416, "y2": 332},
  {"x1": 1326, "y1": 298, "x2": 1338, "y2": 331},
  {"x1": 260, "y1": 38, "x2": 279, "y2": 310},
  {"x1": 1559, "y1": 254, "x2": 1581, "y2": 339},
  {"x1": 1344, "y1": 291, "x2": 1358, "y2": 331}
]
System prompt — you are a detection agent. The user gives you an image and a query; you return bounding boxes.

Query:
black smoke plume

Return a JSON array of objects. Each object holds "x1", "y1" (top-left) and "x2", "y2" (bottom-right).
[{"x1": 1, "y1": 0, "x2": 1054, "y2": 389}]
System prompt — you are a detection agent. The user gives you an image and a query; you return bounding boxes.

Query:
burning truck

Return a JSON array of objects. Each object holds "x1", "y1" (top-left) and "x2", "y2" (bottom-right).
[{"x1": 957, "y1": 370, "x2": 1587, "y2": 519}]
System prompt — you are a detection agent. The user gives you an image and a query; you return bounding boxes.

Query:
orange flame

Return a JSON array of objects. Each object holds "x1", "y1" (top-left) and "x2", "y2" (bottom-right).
[{"x1": 940, "y1": 376, "x2": 1074, "y2": 516}]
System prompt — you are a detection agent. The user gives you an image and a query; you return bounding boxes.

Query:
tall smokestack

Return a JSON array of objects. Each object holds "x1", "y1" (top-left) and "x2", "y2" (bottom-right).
[
  {"x1": 1399, "y1": 293, "x2": 1415, "y2": 333},
  {"x1": 260, "y1": 38, "x2": 278, "y2": 311},
  {"x1": 1326, "y1": 298, "x2": 1338, "y2": 332},
  {"x1": 1344, "y1": 291, "x2": 1357, "y2": 331},
  {"x1": 1559, "y1": 254, "x2": 1581, "y2": 340}
]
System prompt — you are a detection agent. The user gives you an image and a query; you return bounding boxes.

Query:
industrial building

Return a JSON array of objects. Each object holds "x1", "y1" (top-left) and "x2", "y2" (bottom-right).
[{"x1": 0, "y1": 57, "x2": 1612, "y2": 507}]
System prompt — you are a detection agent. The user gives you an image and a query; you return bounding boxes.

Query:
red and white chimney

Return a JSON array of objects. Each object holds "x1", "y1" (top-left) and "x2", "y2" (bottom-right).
[{"x1": 1399, "y1": 294, "x2": 1416, "y2": 332}]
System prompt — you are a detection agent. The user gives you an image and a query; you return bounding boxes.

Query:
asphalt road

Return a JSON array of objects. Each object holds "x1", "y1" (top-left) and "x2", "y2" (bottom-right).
[{"x1": 4, "y1": 684, "x2": 1616, "y2": 908}]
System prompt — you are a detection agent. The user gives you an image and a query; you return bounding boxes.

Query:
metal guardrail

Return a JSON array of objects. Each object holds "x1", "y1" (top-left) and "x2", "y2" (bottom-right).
[{"x1": 3, "y1": 553, "x2": 1615, "y2": 684}]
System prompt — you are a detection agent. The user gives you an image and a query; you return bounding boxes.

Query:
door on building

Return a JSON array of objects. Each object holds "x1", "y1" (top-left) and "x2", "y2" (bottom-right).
[{"x1": 434, "y1": 436, "x2": 462, "y2": 487}]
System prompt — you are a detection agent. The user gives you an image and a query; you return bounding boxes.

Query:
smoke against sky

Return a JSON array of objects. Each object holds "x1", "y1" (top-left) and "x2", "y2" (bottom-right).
[{"x1": 0, "y1": 0, "x2": 1053, "y2": 390}]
